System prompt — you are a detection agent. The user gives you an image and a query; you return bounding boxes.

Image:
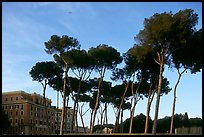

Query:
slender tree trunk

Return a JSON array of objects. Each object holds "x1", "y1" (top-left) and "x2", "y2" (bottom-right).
[
  {"x1": 100, "y1": 105, "x2": 105, "y2": 125},
  {"x1": 144, "y1": 82, "x2": 156, "y2": 134},
  {"x1": 102, "y1": 103, "x2": 108, "y2": 133},
  {"x1": 90, "y1": 77, "x2": 103, "y2": 133},
  {"x1": 79, "y1": 103, "x2": 89, "y2": 133},
  {"x1": 120, "y1": 108, "x2": 124, "y2": 133},
  {"x1": 71, "y1": 77, "x2": 82, "y2": 133},
  {"x1": 42, "y1": 80, "x2": 50, "y2": 134},
  {"x1": 169, "y1": 68, "x2": 186, "y2": 134},
  {"x1": 65, "y1": 95, "x2": 69, "y2": 133},
  {"x1": 113, "y1": 82, "x2": 129, "y2": 133},
  {"x1": 89, "y1": 109, "x2": 93, "y2": 132},
  {"x1": 144, "y1": 91, "x2": 151, "y2": 134},
  {"x1": 90, "y1": 68, "x2": 106, "y2": 133},
  {"x1": 60, "y1": 66, "x2": 68, "y2": 135},
  {"x1": 75, "y1": 102, "x2": 79, "y2": 133},
  {"x1": 152, "y1": 52, "x2": 164, "y2": 135},
  {"x1": 57, "y1": 90, "x2": 59, "y2": 135},
  {"x1": 129, "y1": 76, "x2": 143, "y2": 133}
]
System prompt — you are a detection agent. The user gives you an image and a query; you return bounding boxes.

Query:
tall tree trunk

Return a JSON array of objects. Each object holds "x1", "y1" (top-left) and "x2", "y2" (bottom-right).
[
  {"x1": 106, "y1": 104, "x2": 109, "y2": 133},
  {"x1": 56, "y1": 90, "x2": 59, "y2": 135},
  {"x1": 169, "y1": 68, "x2": 186, "y2": 134},
  {"x1": 144, "y1": 82, "x2": 156, "y2": 134},
  {"x1": 113, "y1": 81, "x2": 129, "y2": 133},
  {"x1": 79, "y1": 103, "x2": 89, "y2": 133},
  {"x1": 89, "y1": 109, "x2": 93, "y2": 132},
  {"x1": 60, "y1": 66, "x2": 68, "y2": 135},
  {"x1": 71, "y1": 77, "x2": 82, "y2": 133},
  {"x1": 152, "y1": 52, "x2": 164, "y2": 135},
  {"x1": 90, "y1": 67, "x2": 106, "y2": 133},
  {"x1": 42, "y1": 80, "x2": 49, "y2": 134},
  {"x1": 120, "y1": 108, "x2": 124, "y2": 133},
  {"x1": 65, "y1": 95, "x2": 69, "y2": 133},
  {"x1": 75, "y1": 102, "x2": 79, "y2": 133},
  {"x1": 129, "y1": 76, "x2": 142, "y2": 133},
  {"x1": 90, "y1": 77, "x2": 103, "y2": 133}
]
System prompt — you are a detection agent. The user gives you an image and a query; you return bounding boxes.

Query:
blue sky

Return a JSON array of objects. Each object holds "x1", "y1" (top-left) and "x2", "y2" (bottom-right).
[{"x1": 2, "y1": 2, "x2": 202, "y2": 127}]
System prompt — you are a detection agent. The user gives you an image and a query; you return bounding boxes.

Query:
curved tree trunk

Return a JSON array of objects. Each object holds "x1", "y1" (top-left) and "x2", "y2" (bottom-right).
[
  {"x1": 144, "y1": 84, "x2": 152, "y2": 134},
  {"x1": 169, "y1": 68, "x2": 186, "y2": 134},
  {"x1": 113, "y1": 81, "x2": 129, "y2": 133},
  {"x1": 79, "y1": 103, "x2": 90, "y2": 133},
  {"x1": 152, "y1": 52, "x2": 164, "y2": 135},
  {"x1": 129, "y1": 76, "x2": 142, "y2": 133},
  {"x1": 60, "y1": 66, "x2": 68, "y2": 135},
  {"x1": 90, "y1": 77, "x2": 103, "y2": 133},
  {"x1": 90, "y1": 67, "x2": 106, "y2": 133},
  {"x1": 144, "y1": 82, "x2": 156, "y2": 134},
  {"x1": 71, "y1": 78, "x2": 82, "y2": 133}
]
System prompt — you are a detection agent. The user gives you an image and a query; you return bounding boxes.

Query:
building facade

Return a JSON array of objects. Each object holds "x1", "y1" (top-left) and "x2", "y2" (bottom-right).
[{"x1": 2, "y1": 90, "x2": 75, "y2": 135}]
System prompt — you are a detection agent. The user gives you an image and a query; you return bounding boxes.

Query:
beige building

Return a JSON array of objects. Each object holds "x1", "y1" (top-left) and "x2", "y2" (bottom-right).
[{"x1": 2, "y1": 90, "x2": 75, "y2": 135}]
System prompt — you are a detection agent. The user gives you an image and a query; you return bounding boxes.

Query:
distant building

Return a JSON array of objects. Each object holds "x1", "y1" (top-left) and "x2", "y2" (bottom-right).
[{"x1": 2, "y1": 90, "x2": 75, "y2": 135}]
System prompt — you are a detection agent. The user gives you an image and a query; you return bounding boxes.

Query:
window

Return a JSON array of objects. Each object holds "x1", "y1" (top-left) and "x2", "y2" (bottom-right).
[
  {"x1": 21, "y1": 119, "x2": 23, "y2": 124},
  {"x1": 6, "y1": 98, "x2": 7, "y2": 101},
  {"x1": 11, "y1": 97, "x2": 13, "y2": 101},
  {"x1": 36, "y1": 99, "x2": 38, "y2": 104},
  {"x1": 36, "y1": 120, "x2": 37, "y2": 124},
  {"x1": 15, "y1": 105, "x2": 19, "y2": 109},
  {"x1": 31, "y1": 120, "x2": 32, "y2": 124},
  {"x1": 5, "y1": 106, "x2": 7, "y2": 109},
  {"x1": 16, "y1": 119, "x2": 18, "y2": 123},
  {"x1": 11, "y1": 112, "x2": 12, "y2": 115},
  {"x1": 16, "y1": 96, "x2": 18, "y2": 100},
  {"x1": 10, "y1": 119, "x2": 13, "y2": 123},
  {"x1": 16, "y1": 111, "x2": 18, "y2": 116},
  {"x1": 21, "y1": 105, "x2": 23, "y2": 110},
  {"x1": 21, "y1": 111, "x2": 23, "y2": 115},
  {"x1": 31, "y1": 105, "x2": 33, "y2": 110}
]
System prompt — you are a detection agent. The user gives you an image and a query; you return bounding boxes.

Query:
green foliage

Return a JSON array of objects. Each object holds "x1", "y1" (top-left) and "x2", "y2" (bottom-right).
[
  {"x1": 68, "y1": 49, "x2": 94, "y2": 71},
  {"x1": 29, "y1": 61, "x2": 63, "y2": 83},
  {"x1": 122, "y1": 113, "x2": 153, "y2": 133},
  {"x1": 136, "y1": 11, "x2": 173, "y2": 52},
  {"x1": 88, "y1": 44, "x2": 122, "y2": 71},
  {"x1": 122, "y1": 112, "x2": 201, "y2": 133},
  {"x1": 44, "y1": 35, "x2": 80, "y2": 54}
]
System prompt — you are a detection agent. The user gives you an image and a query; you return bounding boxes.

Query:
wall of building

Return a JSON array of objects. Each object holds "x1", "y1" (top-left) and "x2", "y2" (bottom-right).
[{"x1": 2, "y1": 90, "x2": 75, "y2": 135}]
